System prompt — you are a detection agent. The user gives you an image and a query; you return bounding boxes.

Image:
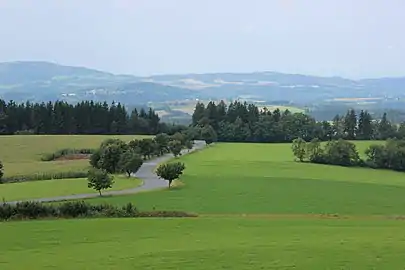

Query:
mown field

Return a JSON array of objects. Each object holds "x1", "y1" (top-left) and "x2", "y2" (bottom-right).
[
  {"x1": 85, "y1": 142, "x2": 405, "y2": 216},
  {"x1": 1, "y1": 218, "x2": 405, "y2": 269},
  {"x1": 0, "y1": 176, "x2": 142, "y2": 202},
  {"x1": 2, "y1": 139, "x2": 405, "y2": 269},
  {"x1": 0, "y1": 135, "x2": 149, "y2": 177}
]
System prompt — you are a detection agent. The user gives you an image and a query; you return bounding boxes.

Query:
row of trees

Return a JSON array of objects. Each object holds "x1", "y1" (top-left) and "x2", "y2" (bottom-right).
[
  {"x1": 87, "y1": 133, "x2": 190, "y2": 194},
  {"x1": 191, "y1": 101, "x2": 405, "y2": 142},
  {"x1": 292, "y1": 137, "x2": 405, "y2": 172},
  {"x1": 0, "y1": 99, "x2": 184, "y2": 135}
]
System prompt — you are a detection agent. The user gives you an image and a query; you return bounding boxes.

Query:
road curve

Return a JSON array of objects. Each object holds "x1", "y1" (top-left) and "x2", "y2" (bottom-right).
[{"x1": 6, "y1": 140, "x2": 207, "y2": 204}]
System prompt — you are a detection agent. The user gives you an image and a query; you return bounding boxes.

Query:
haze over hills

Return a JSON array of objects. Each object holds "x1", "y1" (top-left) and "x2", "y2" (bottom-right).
[{"x1": 1, "y1": 61, "x2": 405, "y2": 122}]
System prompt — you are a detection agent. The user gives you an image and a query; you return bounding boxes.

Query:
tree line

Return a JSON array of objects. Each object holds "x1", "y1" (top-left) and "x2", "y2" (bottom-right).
[
  {"x1": 87, "y1": 133, "x2": 190, "y2": 194},
  {"x1": 0, "y1": 99, "x2": 184, "y2": 135},
  {"x1": 292, "y1": 137, "x2": 405, "y2": 172},
  {"x1": 191, "y1": 101, "x2": 405, "y2": 143}
]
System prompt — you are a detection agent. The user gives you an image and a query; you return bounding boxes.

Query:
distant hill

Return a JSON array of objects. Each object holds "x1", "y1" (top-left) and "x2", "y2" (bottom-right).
[{"x1": 1, "y1": 61, "x2": 405, "y2": 116}]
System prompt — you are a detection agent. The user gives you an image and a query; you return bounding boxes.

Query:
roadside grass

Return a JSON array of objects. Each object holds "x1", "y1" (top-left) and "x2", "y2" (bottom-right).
[
  {"x1": 0, "y1": 135, "x2": 150, "y2": 177},
  {"x1": 83, "y1": 142, "x2": 405, "y2": 215},
  {"x1": 0, "y1": 175, "x2": 143, "y2": 202},
  {"x1": 2, "y1": 217, "x2": 405, "y2": 269}
]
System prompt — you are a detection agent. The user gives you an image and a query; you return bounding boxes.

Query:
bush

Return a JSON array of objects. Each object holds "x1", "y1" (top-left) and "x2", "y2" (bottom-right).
[
  {"x1": 2, "y1": 171, "x2": 88, "y2": 184},
  {"x1": 0, "y1": 201, "x2": 197, "y2": 221},
  {"x1": 41, "y1": 148, "x2": 95, "y2": 161}
]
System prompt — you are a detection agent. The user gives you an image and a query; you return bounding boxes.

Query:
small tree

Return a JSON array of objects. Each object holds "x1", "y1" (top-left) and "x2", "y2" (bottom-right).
[
  {"x1": 87, "y1": 168, "x2": 114, "y2": 196},
  {"x1": 156, "y1": 162, "x2": 186, "y2": 188},
  {"x1": 291, "y1": 137, "x2": 307, "y2": 162},
  {"x1": 185, "y1": 140, "x2": 193, "y2": 152},
  {"x1": 201, "y1": 124, "x2": 217, "y2": 145},
  {"x1": 168, "y1": 140, "x2": 183, "y2": 157},
  {"x1": 0, "y1": 160, "x2": 3, "y2": 183},
  {"x1": 118, "y1": 151, "x2": 144, "y2": 177},
  {"x1": 306, "y1": 138, "x2": 324, "y2": 163}
]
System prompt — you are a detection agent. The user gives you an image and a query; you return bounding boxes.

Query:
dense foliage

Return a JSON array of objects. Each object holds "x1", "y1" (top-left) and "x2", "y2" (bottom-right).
[
  {"x1": 0, "y1": 201, "x2": 197, "y2": 221},
  {"x1": 88, "y1": 133, "x2": 192, "y2": 186},
  {"x1": 191, "y1": 101, "x2": 405, "y2": 143},
  {"x1": 0, "y1": 99, "x2": 184, "y2": 135},
  {"x1": 156, "y1": 162, "x2": 186, "y2": 188},
  {"x1": 87, "y1": 168, "x2": 115, "y2": 195},
  {"x1": 292, "y1": 138, "x2": 405, "y2": 172}
]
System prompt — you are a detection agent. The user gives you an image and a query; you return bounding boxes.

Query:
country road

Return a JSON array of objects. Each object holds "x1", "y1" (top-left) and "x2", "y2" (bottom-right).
[{"x1": 6, "y1": 140, "x2": 207, "y2": 204}]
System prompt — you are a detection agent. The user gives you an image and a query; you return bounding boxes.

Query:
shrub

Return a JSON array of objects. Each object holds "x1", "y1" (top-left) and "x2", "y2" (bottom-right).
[
  {"x1": 0, "y1": 201, "x2": 197, "y2": 221},
  {"x1": 41, "y1": 148, "x2": 95, "y2": 161},
  {"x1": 2, "y1": 171, "x2": 88, "y2": 184}
]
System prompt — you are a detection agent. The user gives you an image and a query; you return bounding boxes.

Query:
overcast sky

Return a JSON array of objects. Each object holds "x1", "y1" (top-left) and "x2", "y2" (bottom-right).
[{"x1": 0, "y1": 0, "x2": 404, "y2": 78}]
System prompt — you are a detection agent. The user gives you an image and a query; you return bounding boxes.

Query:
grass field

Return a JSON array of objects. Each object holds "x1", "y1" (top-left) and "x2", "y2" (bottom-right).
[
  {"x1": 3, "y1": 139, "x2": 405, "y2": 269},
  {"x1": 0, "y1": 135, "x2": 150, "y2": 177},
  {"x1": 84, "y1": 142, "x2": 405, "y2": 216},
  {"x1": 1, "y1": 218, "x2": 405, "y2": 269},
  {"x1": 0, "y1": 175, "x2": 142, "y2": 202}
]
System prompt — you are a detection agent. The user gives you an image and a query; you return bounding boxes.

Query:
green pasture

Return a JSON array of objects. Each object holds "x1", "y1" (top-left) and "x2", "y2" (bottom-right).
[
  {"x1": 1, "y1": 217, "x2": 405, "y2": 269},
  {"x1": 85, "y1": 142, "x2": 405, "y2": 216},
  {"x1": 0, "y1": 175, "x2": 142, "y2": 202},
  {"x1": 0, "y1": 135, "x2": 150, "y2": 177}
]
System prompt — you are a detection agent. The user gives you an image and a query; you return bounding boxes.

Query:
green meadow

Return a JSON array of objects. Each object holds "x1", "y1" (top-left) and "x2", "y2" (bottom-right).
[
  {"x1": 2, "y1": 139, "x2": 405, "y2": 269},
  {"x1": 85, "y1": 142, "x2": 405, "y2": 216}
]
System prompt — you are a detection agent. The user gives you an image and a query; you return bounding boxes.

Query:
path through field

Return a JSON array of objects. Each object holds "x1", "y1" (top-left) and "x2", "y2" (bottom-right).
[{"x1": 6, "y1": 140, "x2": 207, "y2": 204}]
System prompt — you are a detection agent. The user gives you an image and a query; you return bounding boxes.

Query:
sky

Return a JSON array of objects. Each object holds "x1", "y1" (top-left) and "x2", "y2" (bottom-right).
[{"x1": 0, "y1": 0, "x2": 404, "y2": 78}]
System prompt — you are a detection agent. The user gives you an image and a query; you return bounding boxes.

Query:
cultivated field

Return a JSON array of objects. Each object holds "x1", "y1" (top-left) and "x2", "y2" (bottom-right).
[
  {"x1": 2, "y1": 140, "x2": 405, "y2": 269},
  {"x1": 0, "y1": 135, "x2": 149, "y2": 177}
]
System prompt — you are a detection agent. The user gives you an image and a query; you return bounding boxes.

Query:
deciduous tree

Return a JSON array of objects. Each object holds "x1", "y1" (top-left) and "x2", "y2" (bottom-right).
[
  {"x1": 87, "y1": 168, "x2": 114, "y2": 196},
  {"x1": 156, "y1": 162, "x2": 186, "y2": 188}
]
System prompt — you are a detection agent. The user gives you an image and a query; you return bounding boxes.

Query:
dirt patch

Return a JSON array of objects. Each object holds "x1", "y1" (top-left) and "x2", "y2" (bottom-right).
[{"x1": 55, "y1": 154, "x2": 90, "y2": 161}]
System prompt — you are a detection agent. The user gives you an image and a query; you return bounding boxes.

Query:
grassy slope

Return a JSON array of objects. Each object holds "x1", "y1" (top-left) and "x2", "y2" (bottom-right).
[
  {"x1": 85, "y1": 142, "x2": 405, "y2": 215},
  {"x1": 2, "y1": 218, "x2": 405, "y2": 269},
  {"x1": 0, "y1": 135, "x2": 150, "y2": 177},
  {"x1": 0, "y1": 176, "x2": 142, "y2": 202}
]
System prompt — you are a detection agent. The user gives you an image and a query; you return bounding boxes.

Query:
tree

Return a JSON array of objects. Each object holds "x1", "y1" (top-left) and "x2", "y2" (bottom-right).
[
  {"x1": 343, "y1": 109, "x2": 357, "y2": 139},
  {"x1": 306, "y1": 138, "x2": 324, "y2": 163},
  {"x1": 154, "y1": 133, "x2": 170, "y2": 155},
  {"x1": 156, "y1": 162, "x2": 186, "y2": 188},
  {"x1": 118, "y1": 151, "x2": 143, "y2": 177},
  {"x1": 357, "y1": 110, "x2": 374, "y2": 140},
  {"x1": 87, "y1": 168, "x2": 114, "y2": 196},
  {"x1": 200, "y1": 124, "x2": 217, "y2": 145},
  {"x1": 97, "y1": 143, "x2": 126, "y2": 173},
  {"x1": 291, "y1": 137, "x2": 307, "y2": 162},
  {"x1": 323, "y1": 139, "x2": 360, "y2": 166},
  {"x1": 0, "y1": 160, "x2": 3, "y2": 182},
  {"x1": 185, "y1": 140, "x2": 194, "y2": 152},
  {"x1": 168, "y1": 140, "x2": 183, "y2": 157}
]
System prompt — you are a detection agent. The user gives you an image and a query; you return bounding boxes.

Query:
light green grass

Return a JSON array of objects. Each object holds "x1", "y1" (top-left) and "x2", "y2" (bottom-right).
[
  {"x1": 0, "y1": 175, "x2": 142, "y2": 201},
  {"x1": 2, "y1": 217, "x2": 405, "y2": 269},
  {"x1": 84, "y1": 142, "x2": 405, "y2": 215},
  {"x1": 0, "y1": 135, "x2": 150, "y2": 177}
]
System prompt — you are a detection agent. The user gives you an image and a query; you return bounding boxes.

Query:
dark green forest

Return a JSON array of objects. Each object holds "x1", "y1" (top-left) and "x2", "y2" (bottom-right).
[
  {"x1": 0, "y1": 99, "x2": 183, "y2": 135},
  {"x1": 190, "y1": 101, "x2": 405, "y2": 142}
]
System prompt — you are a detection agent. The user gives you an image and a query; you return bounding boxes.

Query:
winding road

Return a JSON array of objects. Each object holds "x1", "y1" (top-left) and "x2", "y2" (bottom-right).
[{"x1": 7, "y1": 140, "x2": 207, "y2": 204}]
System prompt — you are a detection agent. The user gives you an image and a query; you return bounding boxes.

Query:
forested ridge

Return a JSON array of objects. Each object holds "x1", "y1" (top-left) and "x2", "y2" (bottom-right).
[
  {"x1": 0, "y1": 99, "x2": 183, "y2": 135},
  {"x1": 190, "y1": 101, "x2": 405, "y2": 142}
]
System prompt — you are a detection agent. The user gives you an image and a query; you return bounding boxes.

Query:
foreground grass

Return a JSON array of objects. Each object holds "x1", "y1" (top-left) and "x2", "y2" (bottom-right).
[
  {"x1": 1, "y1": 217, "x2": 405, "y2": 269},
  {"x1": 0, "y1": 176, "x2": 142, "y2": 202},
  {"x1": 0, "y1": 135, "x2": 150, "y2": 177},
  {"x1": 85, "y1": 142, "x2": 405, "y2": 215}
]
